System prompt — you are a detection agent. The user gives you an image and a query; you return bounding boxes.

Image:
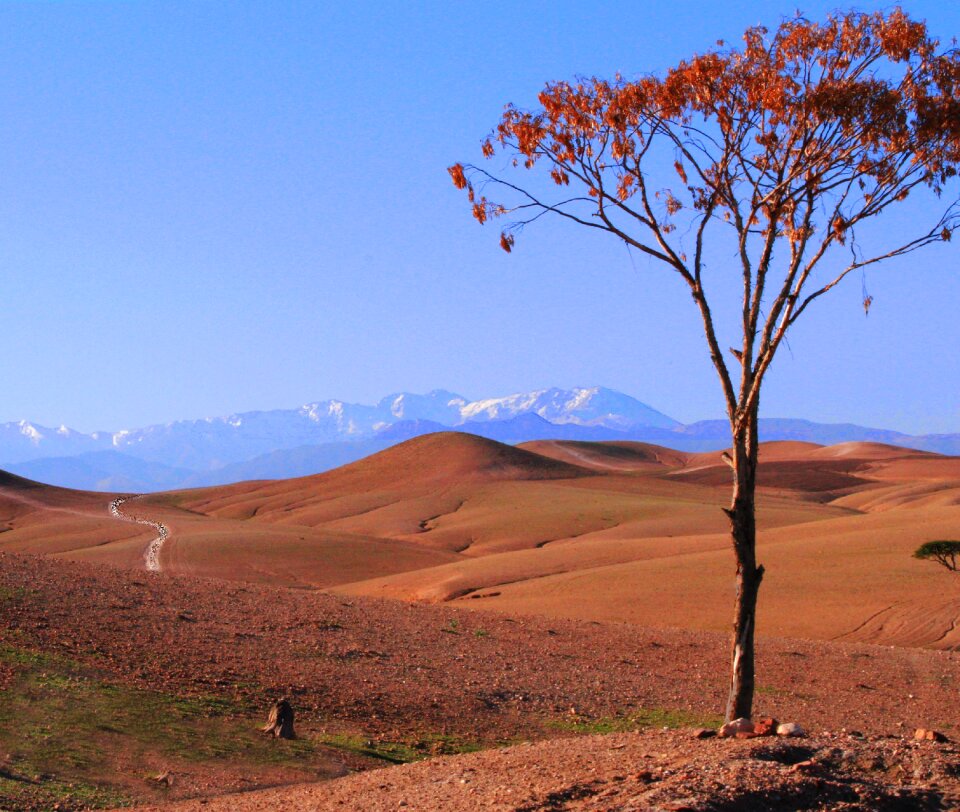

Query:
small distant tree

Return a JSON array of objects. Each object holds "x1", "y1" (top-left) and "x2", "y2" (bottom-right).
[
  {"x1": 914, "y1": 540, "x2": 960, "y2": 572},
  {"x1": 450, "y1": 10, "x2": 960, "y2": 721}
]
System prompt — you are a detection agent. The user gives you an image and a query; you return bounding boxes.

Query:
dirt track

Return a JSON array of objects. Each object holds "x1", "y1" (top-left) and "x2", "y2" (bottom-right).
[{"x1": 110, "y1": 495, "x2": 169, "y2": 571}]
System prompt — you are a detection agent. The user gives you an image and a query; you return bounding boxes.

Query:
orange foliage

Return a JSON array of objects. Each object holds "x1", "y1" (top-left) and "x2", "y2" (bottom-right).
[{"x1": 449, "y1": 9, "x2": 960, "y2": 263}]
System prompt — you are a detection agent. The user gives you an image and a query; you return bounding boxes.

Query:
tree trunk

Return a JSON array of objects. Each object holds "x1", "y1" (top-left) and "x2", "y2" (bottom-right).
[{"x1": 724, "y1": 411, "x2": 764, "y2": 722}]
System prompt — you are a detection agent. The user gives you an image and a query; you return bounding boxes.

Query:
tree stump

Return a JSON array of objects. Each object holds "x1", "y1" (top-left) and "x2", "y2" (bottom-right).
[{"x1": 262, "y1": 698, "x2": 296, "y2": 739}]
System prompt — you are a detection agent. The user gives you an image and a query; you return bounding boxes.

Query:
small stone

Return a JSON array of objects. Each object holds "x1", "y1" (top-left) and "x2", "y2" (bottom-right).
[
  {"x1": 752, "y1": 717, "x2": 778, "y2": 736},
  {"x1": 692, "y1": 728, "x2": 716, "y2": 739},
  {"x1": 777, "y1": 722, "x2": 806, "y2": 737},
  {"x1": 914, "y1": 728, "x2": 948, "y2": 742},
  {"x1": 719, "y1": 717, "x2": 754, "y2": 738}
]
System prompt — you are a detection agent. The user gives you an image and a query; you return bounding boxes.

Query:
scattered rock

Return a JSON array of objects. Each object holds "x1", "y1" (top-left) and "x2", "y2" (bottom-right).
[
  {"x1": 150, "y1": 771, "x2": 174, "y2": 787},
  {"x1": 752, "y1": 717, "x2": 778, "y2": 736},
  {"x1": 777, "y1": 722, "x2": 806, "y2": 737},
  {"x1": 718, "y1": 717, "x2": 779, "y2": 739},
  {"x1": 691, "y1": 728, "x2": 716, "y2": 739},
  {"x1": 914, "y1": 728, "x2": 948, "y2": 742}
]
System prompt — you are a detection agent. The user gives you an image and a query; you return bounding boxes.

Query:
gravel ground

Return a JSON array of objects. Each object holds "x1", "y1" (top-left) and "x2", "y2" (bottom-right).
[
  {"x1": 141, "y1": 728, "x2": 960, "y2": 811},
  {"x1": 1, "y1": 551, "x2": 959, "y2": 808}
]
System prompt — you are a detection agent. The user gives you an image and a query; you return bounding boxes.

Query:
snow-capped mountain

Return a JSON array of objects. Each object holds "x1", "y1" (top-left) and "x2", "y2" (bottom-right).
[
  {"x1": 0, "y1": 387, "x2": 673, "y2": 471},
  {"x1": 0, "y1": 421, "x2": 114, "y2": 465},
  {"x1": 4, "y1": 386, "x2": 959, "y2": 492},
  {"x1": 376, "y1": 390, "x2": 468, "y2": 425},
  {"x1": 459, "y1": 386, "x2": 679, "y2": 430}
]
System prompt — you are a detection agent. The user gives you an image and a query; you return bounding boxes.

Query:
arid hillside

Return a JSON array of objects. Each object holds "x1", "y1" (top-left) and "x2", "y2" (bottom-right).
[
  {"x1": 1, "y1": 432, "x2": 958, "y2": 647},
  {"x1": 1, "y1": 434, "x2": 959, "y2": 809},
  {"x1": 0, "y1": 551, "x2": 958, "y2": 810}
]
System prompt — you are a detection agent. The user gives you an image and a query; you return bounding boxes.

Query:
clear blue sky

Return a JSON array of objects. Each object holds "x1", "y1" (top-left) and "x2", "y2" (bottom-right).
[{"x1": 2, "y1": 1, "x2": 958, "y2": 435}]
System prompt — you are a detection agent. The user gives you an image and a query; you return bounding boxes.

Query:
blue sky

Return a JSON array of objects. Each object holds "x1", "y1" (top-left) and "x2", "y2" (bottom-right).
[{"x1": 2, "y1": 1, "x2": 958, "y2": 435}]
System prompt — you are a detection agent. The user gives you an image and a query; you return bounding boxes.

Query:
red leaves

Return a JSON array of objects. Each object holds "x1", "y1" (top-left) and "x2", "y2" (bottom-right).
[
  {"x1": 499, "y1": 232, "x2": 515, "y2": 253},
  {"x1": 448, "y1": 8, "x2": 960, "y2": 261},
  {"x1": 877, "y1": 8, "x2": 929, "y2": 62},
  {"x1": 832, "y1": 216, "x2": 848, "y2": 244},
  {"x1": 448, "y1": 164, "x2": 467, "y2": 190}
]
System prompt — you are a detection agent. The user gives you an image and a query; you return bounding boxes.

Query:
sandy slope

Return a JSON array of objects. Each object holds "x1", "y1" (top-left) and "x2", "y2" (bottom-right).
[
  {"x1": 2, "y1": 434, "x2": 959, "y2": 649},
  {"x1": 2, "y1": 430, "x2": 960, "y2": 810}
]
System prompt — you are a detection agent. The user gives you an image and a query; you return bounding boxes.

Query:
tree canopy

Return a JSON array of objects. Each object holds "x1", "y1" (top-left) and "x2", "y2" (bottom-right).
[{"x1": 914, "y1": 540, "x2": 960, "y2": 572}]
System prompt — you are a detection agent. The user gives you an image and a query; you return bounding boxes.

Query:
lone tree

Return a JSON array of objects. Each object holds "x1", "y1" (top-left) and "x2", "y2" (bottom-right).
[
  {"x1": 914, "y1": 540, "x2": 960, "y2": 571},
  {"x1": 450, "y1": 10, "x2": 960, "y2": 721}
]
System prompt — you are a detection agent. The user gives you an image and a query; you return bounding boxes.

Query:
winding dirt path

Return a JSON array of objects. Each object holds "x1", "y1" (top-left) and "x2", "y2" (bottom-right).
[{"x1": 109, "y1": 496, "x2": 168, "y2": 572}]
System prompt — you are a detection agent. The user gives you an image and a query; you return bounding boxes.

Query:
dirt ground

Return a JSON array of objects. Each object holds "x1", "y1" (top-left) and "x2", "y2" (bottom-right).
[
  {"x1": 1, "y1": 551, "x2": 959, "y2": 808},
  {"x1": 140, "y1": 728, "x2": 960, "y2": 811}
]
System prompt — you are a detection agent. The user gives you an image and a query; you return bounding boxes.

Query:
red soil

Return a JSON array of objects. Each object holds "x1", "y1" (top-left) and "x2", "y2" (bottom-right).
[
  {"x1": 1, "y1": 551, "x2": 958, "y2": 746},
  {"x1": 1, "y1": 552, "x2": 958, "y2": 809},
  {"x1": 145, "y1": 729, "x2": 960, "y2": 811}
]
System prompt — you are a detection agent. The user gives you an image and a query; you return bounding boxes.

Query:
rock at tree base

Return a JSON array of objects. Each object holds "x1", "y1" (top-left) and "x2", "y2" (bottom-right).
[
  {"x1": 777, "y1": 722, "x2": 806, "y2": 737},
  {"x1": 719, "y1": 718, "x2": 754, "y2": 738},
  {"x1": 718, "y1": 717, "x2": 779, "y2": 739},
  {"x1": 751, "y1": 717, "x2": 778, "y2": 736},
  {"x1": 262, "y1": 698, "x2": 296, "y2": 739}
]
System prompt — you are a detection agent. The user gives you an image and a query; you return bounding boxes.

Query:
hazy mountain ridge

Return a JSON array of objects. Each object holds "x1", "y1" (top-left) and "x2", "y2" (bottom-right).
[
  {"x1": 0, "y1": 387, "x2": 664, "y2": 466},
  {"x1": 3, "y1": 387, "x2": 958, "y2": 491}
]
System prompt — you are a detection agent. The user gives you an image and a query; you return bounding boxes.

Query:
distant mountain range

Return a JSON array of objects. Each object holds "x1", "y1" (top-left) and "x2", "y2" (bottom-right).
[{"x1": 3, "y1": 386, "x2": 957, "y2": 492}]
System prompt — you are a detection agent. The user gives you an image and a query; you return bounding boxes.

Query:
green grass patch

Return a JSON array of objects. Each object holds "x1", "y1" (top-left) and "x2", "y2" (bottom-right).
[
  {"x1": 545, "y1": 706, "x2": 722, "y2": 736},
  {"x1": 318, "y1": 731, "x2": 486, "y2": 764},
  {"x1": 0, "y1": 773, "x2": 128, "y2": 812},
  {"x1": 0, "y1": 586, "x2": 32, "y2": 603},
  {"x1": 0, "y1": 644, "x2": 320, "y2": 809}
]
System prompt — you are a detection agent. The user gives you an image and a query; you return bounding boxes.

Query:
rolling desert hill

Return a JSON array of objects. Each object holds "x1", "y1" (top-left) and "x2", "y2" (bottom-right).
[
  {"x1": 1, "y1": 432, "x2": 959, "y2": 649},
  {"x1": 0, "y1": 468, "x2": 154, "y2": 567}
]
